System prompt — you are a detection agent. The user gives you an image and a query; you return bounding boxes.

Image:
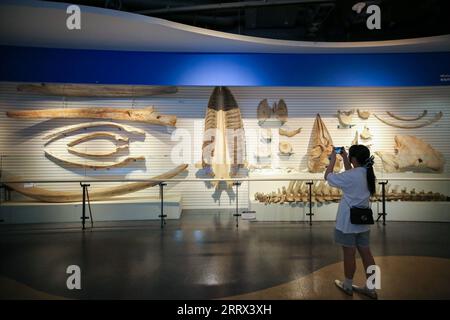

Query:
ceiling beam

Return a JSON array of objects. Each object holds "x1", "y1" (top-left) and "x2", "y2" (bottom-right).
[{"x1": 135, "y1": 0, "x2": 336, "y2": 15}]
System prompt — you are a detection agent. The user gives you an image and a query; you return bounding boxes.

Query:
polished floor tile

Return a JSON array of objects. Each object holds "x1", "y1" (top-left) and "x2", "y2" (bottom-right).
[{"x1": 0, "y1": 213, "x2": 449, "y2": 299}]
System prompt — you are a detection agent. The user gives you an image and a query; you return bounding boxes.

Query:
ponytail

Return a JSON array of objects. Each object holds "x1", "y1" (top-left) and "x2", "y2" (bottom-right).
[
  {"x1": 348, "y1": 145, "x2": 376, "y2": 195},
  {"x1": 366, "y1": 166, "x2": 376, "y2": 195}
]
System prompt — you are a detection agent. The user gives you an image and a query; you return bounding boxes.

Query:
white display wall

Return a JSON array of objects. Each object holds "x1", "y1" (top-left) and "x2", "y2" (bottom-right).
[{"x1": 0, "y1": 82, "x2": 449, "y2": 213}]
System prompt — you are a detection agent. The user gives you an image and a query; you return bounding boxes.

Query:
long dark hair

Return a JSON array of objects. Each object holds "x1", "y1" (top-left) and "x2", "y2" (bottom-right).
[{"x1": 348, "y1": 145, "x2": 376, "y2": 195}]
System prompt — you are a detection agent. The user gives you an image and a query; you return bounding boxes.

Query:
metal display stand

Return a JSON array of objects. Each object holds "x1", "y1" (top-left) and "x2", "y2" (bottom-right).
[
  {"x1": 306, "y1": 181, "x2": 314, "y2": 226},
  {"x1": 80, "y1": 183, "x2": 93, "y2": 230},
  {"x1": 158, "y1": 182, "x2": 167, "y2": 229},
  {"x1": 0, "y1": 185, "x2": 11, "y2": 203},
  {"x1": 0, "y1": 184, "x2": 4, "y2": 223},
  {"x1": 233, "y1": 181, "x2": 242, "y2": 228},
  {"x1": 0, "y1": 184, "x2": 5, "y2": 206},
  {"x1": 3, "y1": 176, "x2": 446, "y2": 229},
  {"x1": 376, "y1": 180, "x2": 388, "y2": 225}
]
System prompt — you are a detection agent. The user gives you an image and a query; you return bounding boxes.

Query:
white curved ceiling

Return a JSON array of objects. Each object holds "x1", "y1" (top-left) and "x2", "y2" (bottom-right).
[{"x1": 1, "y1": 0, "x2": 449, "y2": 53}]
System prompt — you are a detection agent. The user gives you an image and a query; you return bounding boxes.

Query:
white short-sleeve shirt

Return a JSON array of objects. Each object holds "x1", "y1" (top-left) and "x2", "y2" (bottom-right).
[{"x1": 326, "y1": 167, "x2": 371, "y2": 234}]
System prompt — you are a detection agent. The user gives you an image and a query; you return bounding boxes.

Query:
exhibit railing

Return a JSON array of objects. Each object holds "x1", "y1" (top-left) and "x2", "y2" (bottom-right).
[{"x1": 1, "y1": 175, "x2": 449, "y2": 230}]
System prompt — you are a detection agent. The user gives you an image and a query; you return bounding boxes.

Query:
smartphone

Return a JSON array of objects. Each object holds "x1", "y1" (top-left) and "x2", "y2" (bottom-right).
[{"x1": 334, "y1": 147, "x2": 343, "y2": 154}]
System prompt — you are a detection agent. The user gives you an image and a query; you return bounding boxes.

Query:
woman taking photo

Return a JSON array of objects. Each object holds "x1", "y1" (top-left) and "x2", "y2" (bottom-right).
[{"x1": 324, "y1": 145, "x2": 378, "y2": 299}]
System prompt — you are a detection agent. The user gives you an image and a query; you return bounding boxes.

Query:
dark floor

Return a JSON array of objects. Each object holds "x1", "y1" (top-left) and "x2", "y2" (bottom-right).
[{"x1": 0, "y1": 213, "x2": 450, "y2": 299}]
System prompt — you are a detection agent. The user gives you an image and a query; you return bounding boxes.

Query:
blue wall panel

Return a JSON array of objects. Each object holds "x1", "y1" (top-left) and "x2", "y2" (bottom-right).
[{"x1": 1, "y1": 46, "x2": 449, "y2": 86}]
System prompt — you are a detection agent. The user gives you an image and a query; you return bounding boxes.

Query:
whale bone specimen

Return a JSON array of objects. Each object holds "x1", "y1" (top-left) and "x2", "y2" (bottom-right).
[
  {"x1": 279, "y1": 127, "x2": 302, "y2": 137},
  {"x1": 286, "y1": 183, "x2": 295, "y2": 202},
  {"x1": 308, "y1": 114, "x2": 342, "y2": 173},
  {"x1": 201, "y1": 86, "x2": 246, "y2": 187},
  {"x1": 45, "y1": 149, "x2": 144, "y2": 170},
  {"x1": 375, "y1": 135, "x2": 445, "y2": 172},
  {"x1": 7, "y1": 107, "x2": 177, "y2": 127},
  {"x1": 360, "y1": 126, "x2": 372, "y2": 140},
  {"x1": 66, "y1": 132, "x2": 129, "y2": 157},
  {"x1": 17, "y1": 83, "x2": 178, "y2": 97},
  {"x1": 273, "y1": 99, "x2": 288, "y2": 122},
  {"x1": 352, "y1": 131, "x2": 359, "y2": 145},
  {"x1": 254, "y1": 181, "x2": 449, "y2": 204},
  {"x1": 257, "y1": 99, "x2": 272, "y2": 121},
  {"x1": 2, "y1": 164, "x2": 188, "y2": 203},
  {"x1": 280, "y1": 187, "x2": 288, "y2": 204},
  {"x1": 374, "y1": 111, "x2": 442, "y2": 129},
  {"x1": 337, "y1": 109, "x2": 355, "y2": 126},
  {"x1": 68, "y1": 144, "x2": 129, "y2": 157},
  {"x1": 67, "y1": 132, "x2": 128, "y2": 147},
  {"x1": 357, "y1": 109, "x2": 371, "y2": 120},
  {"x1": 386, "y1": 110, "x2": 427, "y2": 121},
  {"x1": 43, "y1": 122, "x2": 145, "y2": 146},
  {"x1": 254, "y1": 181, "x2": 344, "y2": 204},
  {"x1": 279, "y1": 141, "x2": 293, "y2": 155}
]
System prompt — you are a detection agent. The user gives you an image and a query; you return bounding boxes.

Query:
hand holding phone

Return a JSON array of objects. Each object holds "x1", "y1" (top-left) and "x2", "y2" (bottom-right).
[{"x1": 334, "y1": 146, "x2": 343, "y2": 154}]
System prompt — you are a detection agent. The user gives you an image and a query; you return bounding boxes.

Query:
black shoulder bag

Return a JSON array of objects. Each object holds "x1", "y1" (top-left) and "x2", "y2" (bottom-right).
[{"x1": 344, "y1": 198, "x2": 374, "y2": 225}]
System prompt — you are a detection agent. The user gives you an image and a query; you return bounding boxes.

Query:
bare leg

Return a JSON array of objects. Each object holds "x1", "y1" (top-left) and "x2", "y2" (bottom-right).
[
  {"x1": 357, "y1": 246, "x2": 376, "y2": 279},
  {"x1": 355, "y1": 246, "x2": 378, "y2": 299},
  {"x1": 343, "y1": 246, "x2": 357, "y2": 280}
]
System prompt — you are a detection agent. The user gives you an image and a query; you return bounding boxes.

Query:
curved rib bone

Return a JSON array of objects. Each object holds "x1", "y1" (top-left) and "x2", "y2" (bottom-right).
[
  {"x1": 7, "y1": 107, "x2": 177, "y2": 127},
  {"x1": 68, "y1": 145, "x2": 129, "y2": 157},
  {"x1": 43, "y1": 122, "x2": 145, "y2": 145},
  {"x1": 67, "y1": 132, "x2": 128, "y2": 147},
  {"x1": 374, "y1": 111, "x2": 442, "y2": 129},
  {"x1": 45, "y1": 149, "x2": 144, "y2": 170},
  {"x1": 66, "y1": 131, "x2": 130, "y2": 156},
  {"x1": 386, "y1": 110, "x2": 427, "y2": 121},
  {"x1": 3, "y1": 164, "x2": 188, "y2": 203}
]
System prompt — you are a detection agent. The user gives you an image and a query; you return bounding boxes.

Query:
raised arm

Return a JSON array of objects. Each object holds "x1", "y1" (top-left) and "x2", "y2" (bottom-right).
[
  {"x1": 341, "y1": 148, "x2": 352, "y2": 171},
  {"x1": 324, "y1": 148, "x2": 337, "y2": 180}
]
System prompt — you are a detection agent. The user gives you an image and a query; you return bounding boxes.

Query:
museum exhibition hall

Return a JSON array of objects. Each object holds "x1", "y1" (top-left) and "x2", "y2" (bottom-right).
[{"x1": 0, "y1": 0, "x2": 449, "y2": 303}]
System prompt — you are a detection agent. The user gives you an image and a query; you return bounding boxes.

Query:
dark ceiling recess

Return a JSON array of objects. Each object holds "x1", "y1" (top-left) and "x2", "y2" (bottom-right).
[{"x1": 47, "y1": 0, "x2": 450, "y2": 41}]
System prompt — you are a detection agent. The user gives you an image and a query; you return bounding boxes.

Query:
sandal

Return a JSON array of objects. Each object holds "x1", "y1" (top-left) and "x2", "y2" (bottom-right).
[
  {"x1": 352, "y1": 285, "x2": 378, "y2": 300},
  {"x1": 334, "y1": 280, "x2": 353, "y2": 296}
]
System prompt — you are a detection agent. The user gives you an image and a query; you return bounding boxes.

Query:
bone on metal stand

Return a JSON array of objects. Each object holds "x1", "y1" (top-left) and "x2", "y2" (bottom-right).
[
  {"x1": 376, "y1": 180, "x2": 388, "y2": 226},
  {"x1": 0, "y1": 184, "x2": 4, "y2": 223},
  {"x1": 158, "y1": 182, "x2": 167, "y2": 229},
  {"x1": 306, "y1": 181, "x2": 314, "y2": 226},
  {"x1": 233, "y1": 181, "x2": 242, "y2": 228},
  {"x1": 0, "y1": 184, "x2": 11, "y2": 204},
  {"x1": 80, "y1": 183, "x2": 93, "y2": 230},
  {"x1": 0, "y1": 184, "x2": 4, "y2": 206}
]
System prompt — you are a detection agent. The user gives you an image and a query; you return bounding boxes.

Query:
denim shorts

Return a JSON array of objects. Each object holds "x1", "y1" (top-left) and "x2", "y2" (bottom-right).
[{"x1": 334, "y1": 229, "x2": 370, "y2": 248}]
